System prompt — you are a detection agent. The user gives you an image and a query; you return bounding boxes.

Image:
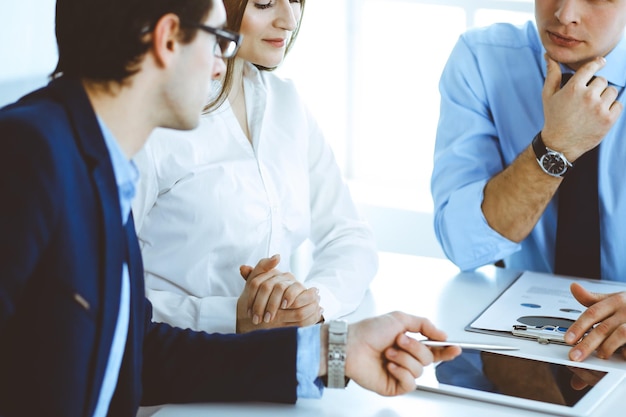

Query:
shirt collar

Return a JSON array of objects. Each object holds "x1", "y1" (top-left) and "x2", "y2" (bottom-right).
[
  {"x1": 540, "y1": 34, "x2": 626, "y2": 88},
  {"x1": 597, "y1": 35, "x2": 626, "y2": 88},
  {"x1": 96, "y1": 116, "x2": 139, "y2": 225},
  {"x1": 243, "y1": 61, "x2": 262, "y2": 82}
]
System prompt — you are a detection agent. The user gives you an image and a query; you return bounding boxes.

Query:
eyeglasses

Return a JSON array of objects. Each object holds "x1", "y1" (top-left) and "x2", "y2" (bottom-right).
[{"x1": 183, "y1": 22, "x2": 242, "y2": 59}]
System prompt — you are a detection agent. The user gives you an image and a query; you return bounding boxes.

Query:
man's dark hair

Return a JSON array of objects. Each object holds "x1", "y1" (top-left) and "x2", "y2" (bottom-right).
[{"x1": 52, "y1": 0, "x2": 214, "y2": 82}]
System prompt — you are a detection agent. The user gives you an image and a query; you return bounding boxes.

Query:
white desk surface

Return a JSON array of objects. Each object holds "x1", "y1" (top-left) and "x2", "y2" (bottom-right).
[{"x1": 138, "y1": 252, "x2": 626, "y2": 417}]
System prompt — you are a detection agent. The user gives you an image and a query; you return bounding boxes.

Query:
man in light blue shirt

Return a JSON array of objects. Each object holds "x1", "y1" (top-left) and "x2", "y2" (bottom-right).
[{"x1": 432, "y1": 1, "x2": 626, "y2": 363}]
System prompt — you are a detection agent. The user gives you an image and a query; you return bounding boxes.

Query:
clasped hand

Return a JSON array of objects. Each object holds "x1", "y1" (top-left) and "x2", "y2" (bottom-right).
[{"x1": 236, "y1": 254, "x2": 323, "y2": 333}]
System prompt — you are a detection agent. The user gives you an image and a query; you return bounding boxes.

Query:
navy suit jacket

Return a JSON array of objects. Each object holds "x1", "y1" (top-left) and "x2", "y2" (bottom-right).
[{"x1": 0, "y1": 77, "x2": 299, "y2": 417}]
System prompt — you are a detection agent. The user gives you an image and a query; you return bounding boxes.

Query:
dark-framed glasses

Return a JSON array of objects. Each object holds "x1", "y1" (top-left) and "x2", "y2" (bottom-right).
[{"x1": 183, "y1": 22, "x2": 242, "y2": 59}]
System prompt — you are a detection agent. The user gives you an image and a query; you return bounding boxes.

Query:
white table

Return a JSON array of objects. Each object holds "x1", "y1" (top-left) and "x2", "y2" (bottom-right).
[{"x1": 138, "y1": 252, "x2": 626, "y2": 417}]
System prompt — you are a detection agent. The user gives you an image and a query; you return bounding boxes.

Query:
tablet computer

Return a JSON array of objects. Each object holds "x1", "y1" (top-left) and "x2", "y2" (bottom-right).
[{"x1": 415, "y1": 350, "x2": 625, "y2": 416}]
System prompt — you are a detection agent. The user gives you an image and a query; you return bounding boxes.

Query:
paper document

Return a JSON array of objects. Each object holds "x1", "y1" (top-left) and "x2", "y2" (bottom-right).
[{"x1": 467, "y1": 271, "x2": 626, "y2": 343}]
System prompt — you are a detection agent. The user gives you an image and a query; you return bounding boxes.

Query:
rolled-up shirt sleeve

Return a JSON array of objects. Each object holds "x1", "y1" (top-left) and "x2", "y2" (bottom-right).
[
  {"x1": 432, "y1": 34, "x2": 522, "y2": 270},
  {"x1": 434, "y1": 178, "x2": 520, "y2": 270}
]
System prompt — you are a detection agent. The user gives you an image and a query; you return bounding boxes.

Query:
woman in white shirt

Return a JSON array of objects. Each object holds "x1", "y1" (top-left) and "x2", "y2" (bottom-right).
[{"x1": 132, "y1": 0, "x2": 378, "y2": 334}]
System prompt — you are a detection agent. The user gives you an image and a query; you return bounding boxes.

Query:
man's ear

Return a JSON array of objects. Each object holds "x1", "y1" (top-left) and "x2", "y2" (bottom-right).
[{"x1": 151, "y1": 13, "x2": 183, "y2": 68}]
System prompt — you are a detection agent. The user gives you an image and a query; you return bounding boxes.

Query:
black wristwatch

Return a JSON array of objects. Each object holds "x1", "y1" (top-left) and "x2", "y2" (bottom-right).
[{"x1": 531, "y1": 132, "x2": 572, "y2": 177}]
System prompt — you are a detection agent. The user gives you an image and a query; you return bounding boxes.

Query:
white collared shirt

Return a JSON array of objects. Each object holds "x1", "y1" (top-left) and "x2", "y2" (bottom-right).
[{"x1": 132, "y1": 62, "x2": 378, "y2": 333}]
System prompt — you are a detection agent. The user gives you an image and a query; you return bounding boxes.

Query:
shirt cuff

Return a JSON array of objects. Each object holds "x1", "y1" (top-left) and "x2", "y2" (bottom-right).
[
  {"x1": 296, "y1": 324, "x2": 324, "y2": 398},
  {"x1": 439, "y1": 180, "x2": 520, "y2": 270},
  {"x1": 314, "y1": 286, "x2": 341, "y2": 319}
]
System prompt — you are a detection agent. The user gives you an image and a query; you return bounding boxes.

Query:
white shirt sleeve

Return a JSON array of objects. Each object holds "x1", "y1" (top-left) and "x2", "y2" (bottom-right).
[
  {"x1": 131, "y1": 65, "x2": 379, "y2": 334},
  {"x1": 132, "y1": 137, "x2": 242, "y2": 334},
  {"x1": 302, "y1": 108, "x2": 379, "y2": 319},
  {"x1": 131, "y1": 147, "x2": 158, "y2": 234},
  {"x1": 146, "y1": 288, "x2": 237, "y2": 333}
]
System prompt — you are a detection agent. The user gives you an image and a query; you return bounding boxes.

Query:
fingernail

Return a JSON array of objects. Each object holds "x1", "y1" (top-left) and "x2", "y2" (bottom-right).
[
  {"x1": 281, "y1": 299, "x2": 288, "y2": 309},
  {"x1": 565, "y1": 331, "x2": 576, "y2": 344},
  {"x1": 271, "y1": 254, "x2": 279, "y2": 260},
  {"x1": 399, "y1": 335, "x2": 409, "y2": 347},
  {"x1": 253, "y1": 314, "x2": 260, "y2": 325},
  {"x1": 247, "y1": 309, "x2": 252, "y2": 318},
  {"x1": 264, "y1": 312, "x2": 271, "y2": 323},
  {"x1": 570, "y1": 349, "x2": 582, "y2": 362}
]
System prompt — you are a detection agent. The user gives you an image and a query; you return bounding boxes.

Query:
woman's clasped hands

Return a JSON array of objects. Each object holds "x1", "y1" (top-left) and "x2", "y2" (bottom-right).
[{"x1": 236, "y1": 254, "x2": 323, "y2": 333}]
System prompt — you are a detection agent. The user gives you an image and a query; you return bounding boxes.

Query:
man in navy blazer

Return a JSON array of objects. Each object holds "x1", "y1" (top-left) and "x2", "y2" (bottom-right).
[{"x1": 0, "y1": 0, "x2": 459, "y2": 416}]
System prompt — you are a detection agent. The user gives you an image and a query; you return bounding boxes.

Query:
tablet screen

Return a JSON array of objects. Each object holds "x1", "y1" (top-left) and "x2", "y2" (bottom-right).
[{"x1": 432, "y1": 350, "x2": 607, "y2": 407}]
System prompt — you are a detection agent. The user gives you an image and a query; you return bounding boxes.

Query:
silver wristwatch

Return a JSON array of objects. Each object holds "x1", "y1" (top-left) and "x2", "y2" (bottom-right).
[
  {"x1": 532, "y1": 131, "x2": 572, "y2": 177},
  {"x1": 326, "y1": 320, "x2": 348, "y2": 388}
]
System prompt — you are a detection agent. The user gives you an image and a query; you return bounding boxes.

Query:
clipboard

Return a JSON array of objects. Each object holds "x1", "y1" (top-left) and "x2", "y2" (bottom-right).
[{"x1": 465, "y1": 271, "x2": 626, "y2": 345}]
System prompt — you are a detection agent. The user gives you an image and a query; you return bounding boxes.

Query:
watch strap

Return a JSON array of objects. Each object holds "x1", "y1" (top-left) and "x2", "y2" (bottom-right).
[
  {"x1": 531, "y1": 131, "x2": 572, "y2": 177},
  {"x1": 531, "y1": 131, "x2": 547, "y2": 160},
  {"x1": 326, "y1": 320, "x2": 348, "y2": 389}
]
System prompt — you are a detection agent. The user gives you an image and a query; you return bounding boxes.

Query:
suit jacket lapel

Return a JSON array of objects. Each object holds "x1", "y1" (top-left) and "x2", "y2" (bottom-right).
[{"x1": 48, "y1": 77, "x2": 127, "y2": 401}]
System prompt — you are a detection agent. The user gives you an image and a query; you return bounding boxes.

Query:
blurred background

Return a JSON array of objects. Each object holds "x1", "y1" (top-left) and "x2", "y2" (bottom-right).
[{"x1": 0, "y1": 0, "x2": 534, "y2": 258}]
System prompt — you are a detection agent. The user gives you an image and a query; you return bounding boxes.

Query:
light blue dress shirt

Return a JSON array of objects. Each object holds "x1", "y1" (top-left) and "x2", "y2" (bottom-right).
[
  {"x1": 432, "y1": 21, "x2": 626, "y2": 280},
  {"x1": 92, "y1": 120, "x2": 322, "y2": 414},
  {"x1": 297, "y1": 325, "x2": 325, "y2": 398},
  {"x1": 92, "y1": 118, "x2": 138, "y2": 417}
]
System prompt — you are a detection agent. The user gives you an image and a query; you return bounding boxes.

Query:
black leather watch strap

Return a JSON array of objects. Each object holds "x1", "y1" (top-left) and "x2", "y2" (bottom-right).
[
  {"x1": 531, "y1": 131, "x2": 547, "y2": 160},
  {"x1": 531, "y1": 131, "x2": 572, "y2": 177}
]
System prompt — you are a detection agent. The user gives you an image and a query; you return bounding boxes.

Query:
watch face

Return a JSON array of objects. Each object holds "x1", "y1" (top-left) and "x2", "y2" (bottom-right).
[{"x1": 540, "y1": 152, "x2": 567, "y2": 176}]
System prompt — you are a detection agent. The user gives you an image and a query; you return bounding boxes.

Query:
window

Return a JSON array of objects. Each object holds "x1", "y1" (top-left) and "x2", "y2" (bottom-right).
[
  {"x1": 278, "y1": 0, "x2": 533, "y2": 256},
  {"x1": 1, "y1": 0, "x2": 535, "y2": 256},
  {"x1": 0, "y1": 0, "x2": 56, "y2": 107},
  {"x1": 278, "y1": 0, "x2": 533, "y2": 212}
]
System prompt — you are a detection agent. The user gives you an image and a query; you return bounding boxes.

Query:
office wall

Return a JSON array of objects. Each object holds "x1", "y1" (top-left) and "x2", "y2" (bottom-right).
[
  {"x1": 0, "y1": 0, "x2": 446, "y2": 259},
  {"x1": 6, "y1": 0, "x2": 519, "y2": 259},
  {"x1": 0, "y1": 0, "x2": 56, "y2": 106}
]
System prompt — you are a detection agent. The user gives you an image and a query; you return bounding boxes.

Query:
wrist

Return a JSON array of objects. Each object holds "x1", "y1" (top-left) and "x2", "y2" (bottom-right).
[
  {"x1": 319, "y1": 324, "x2": 328, "y2": 377},
  {"x1": 531, "y1": 131, "x2": 573, "y2": 178},
  {"x1": 319, "y1": 320, "x2": 349, "y2": 388},
  {"x1": 537, "y1": 131, "x2": 581, "y2": 163}
]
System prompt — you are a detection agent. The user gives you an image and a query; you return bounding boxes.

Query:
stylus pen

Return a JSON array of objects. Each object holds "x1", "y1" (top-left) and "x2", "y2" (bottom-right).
[{"x1": 420, "y1": 340, "x2": 519, "y2": 351}]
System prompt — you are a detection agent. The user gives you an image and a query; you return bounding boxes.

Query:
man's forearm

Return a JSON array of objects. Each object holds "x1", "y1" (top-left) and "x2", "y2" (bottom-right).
[{"x1": 482, "y1": 145, "x2": 562, "y2": 242}]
